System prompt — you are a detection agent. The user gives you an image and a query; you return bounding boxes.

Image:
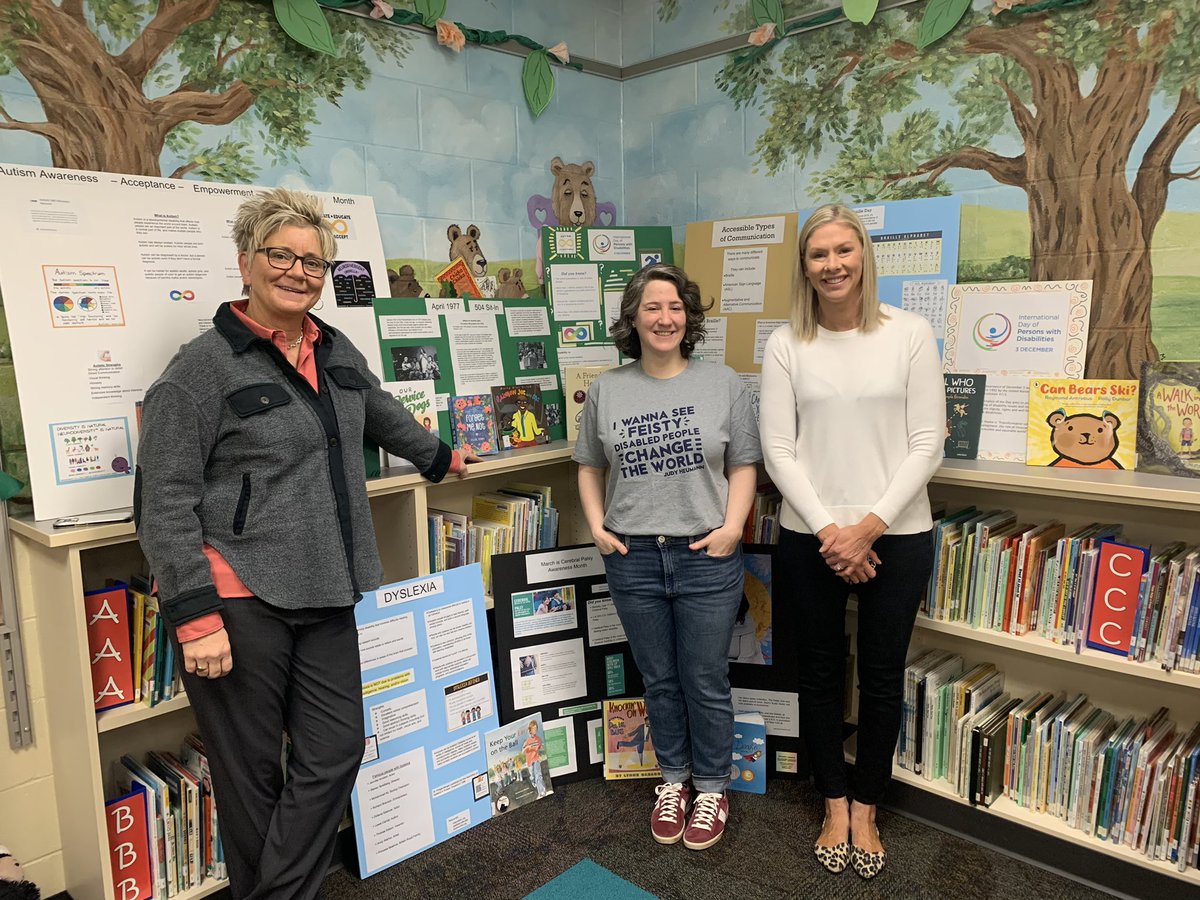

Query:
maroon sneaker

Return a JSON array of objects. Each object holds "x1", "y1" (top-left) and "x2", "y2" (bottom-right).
[
  {"x1": 683, "y1": 791, "x2": 728, "y2": 850},
  {"x1": 650, "y1": 781, "x2": 691, "y2": 844}
]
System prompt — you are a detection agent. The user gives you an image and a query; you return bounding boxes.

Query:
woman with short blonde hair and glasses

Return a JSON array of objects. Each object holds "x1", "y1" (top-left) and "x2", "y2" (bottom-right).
[{"x1": 136, "y1": 187, "x2": 478, "y2": 898}]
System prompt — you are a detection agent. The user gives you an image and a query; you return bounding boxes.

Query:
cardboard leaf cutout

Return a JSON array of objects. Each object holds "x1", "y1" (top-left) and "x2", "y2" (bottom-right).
[
  {"x1": 751, "y1": 0, "x2": 786, "y2": 31},
  {"x1": 273, "y1": 0, "x2": 337, "y2": 56},
  {"x1": 523, "y1": 50, "x2": 555, "y2": 119},
  {"x1": 916, "y1": 0, "x2": 972, "y2": 48},
  {"x1": 415, "y1": 0, "x2": 448, "y2": 28},
  {"x1": 843, "y1": 0, "x2": 879, "y2": 25}
]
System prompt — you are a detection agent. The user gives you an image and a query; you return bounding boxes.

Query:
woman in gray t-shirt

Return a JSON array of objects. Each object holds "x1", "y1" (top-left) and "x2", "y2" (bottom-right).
[{"x1": 574, "y1": 264, "x2": 761, "y2": 851}]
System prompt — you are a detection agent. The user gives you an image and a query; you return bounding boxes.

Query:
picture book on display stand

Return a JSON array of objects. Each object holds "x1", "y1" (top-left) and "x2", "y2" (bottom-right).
[
  {"x1": 449, "y1": 393, "x2": 500, "y2": 456},
  {"x1": 491, "y1": 384, "x2": 550, "y2": 449},
  {"x1": 944, "y1": 373, "x2": 986, "y2": 460},
  {"x1": 1137, "y1": 360, "x2": 1200, "y2": 477},
  {"x1": 490, "y1": 544, "x2": 646, "y2": 784},
  {"x1": 1026, "y1": 379, "x2": 1138, "y2": 470}
]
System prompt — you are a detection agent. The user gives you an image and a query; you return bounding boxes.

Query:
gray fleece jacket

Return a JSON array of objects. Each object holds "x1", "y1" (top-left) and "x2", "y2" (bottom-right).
[{"x1": 135, "y1": 301, "x2": 452, "y2": 626}]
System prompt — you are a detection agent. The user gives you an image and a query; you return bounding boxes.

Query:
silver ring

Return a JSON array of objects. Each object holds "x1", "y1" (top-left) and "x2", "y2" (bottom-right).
[{"x1": 835, "y1": 564, "x2": 843, "y2": 572}]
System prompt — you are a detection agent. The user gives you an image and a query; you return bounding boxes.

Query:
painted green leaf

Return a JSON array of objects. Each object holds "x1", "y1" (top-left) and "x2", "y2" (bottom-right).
[
  {"x1": 522, "y1": 50, "x2": 554, "y2": 119},
  {"x1": 414, "y1": 0, "x2": 448, "y2": 28},
  {"x1": 272, "y1": 0, "x2": 336, "y2": 56},
  {"x1": 751, "y1": 0, "x2": 785, "y2": 31},
  {"x1": 916, "y1": 0, "x2": 972, "y2": 49},
  {"x1": 842, "y1": 0, "x2": 879, "y2": 25}
]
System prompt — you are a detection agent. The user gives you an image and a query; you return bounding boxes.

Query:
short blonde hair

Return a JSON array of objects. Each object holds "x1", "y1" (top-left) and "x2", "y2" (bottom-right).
[
  {"x1": 791, "y1": 204, "x2": 887, "y2": 341},
  {"x1": 231, "y1": 187, "x2": 337, "y2": 261}
]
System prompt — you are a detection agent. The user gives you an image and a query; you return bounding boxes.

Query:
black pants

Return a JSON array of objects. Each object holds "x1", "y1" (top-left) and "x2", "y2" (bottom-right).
[
  {"x1": 178, "y1": 599, "x2": 364, "y2": 900},
  {"x1": 779, "y1": 528, "x2": 932, "y2": 805}
]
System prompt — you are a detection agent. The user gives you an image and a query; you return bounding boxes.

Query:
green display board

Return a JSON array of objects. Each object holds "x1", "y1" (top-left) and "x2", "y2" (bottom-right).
[
  {"x1": 372, "y1": 295, "x2": 567, "y2": 443},
  {"x1": 540, "y1": 225, "x2": 675, "y2": 353}
]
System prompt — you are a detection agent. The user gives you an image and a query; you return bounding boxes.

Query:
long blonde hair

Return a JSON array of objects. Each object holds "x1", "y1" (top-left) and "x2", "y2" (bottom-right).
[{"x1": 791, "y1": 204, "x2": 887, "y2": 341}]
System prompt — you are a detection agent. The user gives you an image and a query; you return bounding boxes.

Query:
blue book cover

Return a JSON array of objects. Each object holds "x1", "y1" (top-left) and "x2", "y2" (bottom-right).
[
  {"x1": 728, "y1": 711, "x2": 767, "y2": 794},
  {"x1": 449, "y1": 393, "x2": 499, "y2": 456}
]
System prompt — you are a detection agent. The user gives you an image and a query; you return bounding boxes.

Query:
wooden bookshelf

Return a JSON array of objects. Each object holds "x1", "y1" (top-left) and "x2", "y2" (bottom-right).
[
  {"x1": 846, "y1": 734, "x2": 1200, "y2": 887},
  {"x1": 858, "y1": 458, "x2": 1200, "y2": 887},
  {"x1": 15, "y1": 442, "x2": 584, "y2": 900}
]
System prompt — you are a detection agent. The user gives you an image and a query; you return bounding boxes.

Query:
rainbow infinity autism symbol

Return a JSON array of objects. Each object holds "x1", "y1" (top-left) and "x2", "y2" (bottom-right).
[
  {"x1": 169, "y1": 289, "x2": 196, "y2": 302},
  {"x1": 972, "y1": 312, "x2": 1012, "y2": 350}
]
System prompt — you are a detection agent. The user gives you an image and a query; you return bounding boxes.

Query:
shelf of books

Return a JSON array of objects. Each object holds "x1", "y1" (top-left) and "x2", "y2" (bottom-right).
[
  {"x1": 874, "y1": 458, "x2": 1200, "y2": 887},
  {"x1": 847, "y1": 732, "x2": 1200, "y2": 885},
  {"x1": 13, "y1": 441, "x2": 583, "y2": 900}
]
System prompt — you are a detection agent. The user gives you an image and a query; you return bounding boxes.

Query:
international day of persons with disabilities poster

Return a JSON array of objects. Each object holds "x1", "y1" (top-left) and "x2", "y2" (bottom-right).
[{"x1": 351, "y1": 564, "x2": 498, "y2": 876}]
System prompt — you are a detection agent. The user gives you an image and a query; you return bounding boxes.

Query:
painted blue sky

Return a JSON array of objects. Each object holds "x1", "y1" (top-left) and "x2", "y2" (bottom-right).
[{"x1": 0, "y1": 1, "x2": 1196, "y2": 260}]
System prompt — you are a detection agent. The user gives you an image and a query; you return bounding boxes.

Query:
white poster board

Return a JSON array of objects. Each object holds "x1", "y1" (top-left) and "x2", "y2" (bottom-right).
[
  {"x1": 942, "y1": 280, "x2": 1092, "y2": 461},
  {"x1": 0, "y1": 165, "x2": 389, "y2": 519}
]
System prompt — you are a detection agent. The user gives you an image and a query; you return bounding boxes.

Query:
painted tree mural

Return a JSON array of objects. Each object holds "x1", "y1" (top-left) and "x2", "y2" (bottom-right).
[
  {"x1": 0, "y1": 0, "x2": 411, "y2": 180},
  {"x1": 718, "y1": 1, "x2": 1200, "y2": 380}
]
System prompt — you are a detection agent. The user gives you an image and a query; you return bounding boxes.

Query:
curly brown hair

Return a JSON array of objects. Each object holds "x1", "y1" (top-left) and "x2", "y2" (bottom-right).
[{"x1": 609, "y1": 264, "x2": 711, "y2": 359}]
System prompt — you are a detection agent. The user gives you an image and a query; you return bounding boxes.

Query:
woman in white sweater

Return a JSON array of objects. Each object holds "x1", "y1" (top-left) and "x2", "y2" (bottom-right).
[{"x1": 760, "y1": 204, "x2": 943, "y2": 879}]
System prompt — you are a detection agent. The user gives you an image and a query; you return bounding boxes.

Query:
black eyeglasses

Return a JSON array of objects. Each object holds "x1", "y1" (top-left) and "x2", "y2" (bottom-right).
[{"x1": 256, "y1": 247, "x2": 331, "y2": 277}]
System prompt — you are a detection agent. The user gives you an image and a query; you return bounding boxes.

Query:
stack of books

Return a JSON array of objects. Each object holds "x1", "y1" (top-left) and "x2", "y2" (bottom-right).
[
  {"x1": 923, "y1": 508, "x2": 1200, "y2": 668},
  {"x1": 113, "y1": 734, "x2": 226, "y2": 897},
  {"x1": 898, "y1": 654, "x2": 1200, "y2": 871},
  {"x1": 85, "y1": 577, "x2": 182, "y2": 714},
  {"x1": 427, "y1": 481, "x2": 559, "y2": 593}
]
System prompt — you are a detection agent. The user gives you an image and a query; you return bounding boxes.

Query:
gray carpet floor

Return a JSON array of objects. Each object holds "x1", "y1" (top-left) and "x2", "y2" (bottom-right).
[{"x1": 322, "y1": 777, "x2": 1118, "y2": 899}]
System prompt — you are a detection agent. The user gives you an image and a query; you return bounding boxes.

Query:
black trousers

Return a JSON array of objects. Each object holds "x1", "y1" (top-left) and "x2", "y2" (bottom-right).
[
  {"x1": 778, "y1": 528, "x2": 932, "y2": 805},
  {"x1": 178, "y1": 599, "x2": 364, "y2": 899}
]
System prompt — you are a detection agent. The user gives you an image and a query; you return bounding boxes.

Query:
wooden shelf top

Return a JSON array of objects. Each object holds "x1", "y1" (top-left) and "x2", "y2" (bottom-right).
[
  {"x1": 911, "y1": 613, "x2": 1200, "y2": 690},
  {"x1": 933, "y1": 458, "x2": 1200, "y2": 512},
  {"x1": 10, "y1": 441, "x2": 579, "y2": 548}
]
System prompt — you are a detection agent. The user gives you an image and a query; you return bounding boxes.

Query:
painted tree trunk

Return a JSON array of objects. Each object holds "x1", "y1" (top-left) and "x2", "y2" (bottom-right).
[
  {"x1": 13, "y1": 0, "x2": 251, "y2": 177},
  {"x1": 1027, "y1": 171, "x2": 1158, "y2": 382},
  {"x1": 1020, "y1": 56, "x2": 1161, "y2": 381}
]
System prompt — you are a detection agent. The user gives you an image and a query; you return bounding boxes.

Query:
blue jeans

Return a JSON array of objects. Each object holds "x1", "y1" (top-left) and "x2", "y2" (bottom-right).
[{"x1": 603, "y1": 535, "x2": 744, "y2": 793}]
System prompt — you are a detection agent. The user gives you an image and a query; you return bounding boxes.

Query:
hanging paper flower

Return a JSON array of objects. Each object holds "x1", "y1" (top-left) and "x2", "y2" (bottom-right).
[
  {"x1": 747, "y1": 22, "x2": 776, "y2": 46},
  {"x1": 436, "y1": 19, "x2": 467, "y2": 53},
  {"x1": 368, "y1": 0, "x2": 394, "y2": 19},
  {"x1": 546, "y1": 42, "x2": 570, "y2": 64}
]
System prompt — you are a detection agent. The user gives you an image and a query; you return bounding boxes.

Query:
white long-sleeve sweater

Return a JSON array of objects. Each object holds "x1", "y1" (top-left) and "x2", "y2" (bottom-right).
[{"x1": 759, "y1": 304, "x2": 945, "y2": 536}]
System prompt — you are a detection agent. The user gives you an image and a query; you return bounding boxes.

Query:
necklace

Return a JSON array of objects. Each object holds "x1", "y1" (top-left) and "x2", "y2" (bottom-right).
[{"x1": 286, "y1": 334, "x2": 303, "y2": 349}]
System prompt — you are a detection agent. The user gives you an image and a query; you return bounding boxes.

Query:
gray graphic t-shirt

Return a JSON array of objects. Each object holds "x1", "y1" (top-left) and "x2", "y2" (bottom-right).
[{"x1": 573, "y1": 359, "x2": 761, "y2": 537}]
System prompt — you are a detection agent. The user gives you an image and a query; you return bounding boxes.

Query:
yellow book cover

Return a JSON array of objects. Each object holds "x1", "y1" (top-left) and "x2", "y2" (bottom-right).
[
  {"x1": 1025, "y1": 379, "x2": 1138, "y2": 470},
  {"x1": 603, "y1": 697, "x2": 660, "y2": 780}
]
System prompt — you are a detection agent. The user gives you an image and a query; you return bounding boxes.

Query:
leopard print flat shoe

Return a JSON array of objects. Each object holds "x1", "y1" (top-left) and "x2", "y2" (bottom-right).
[
  {"x1": 851, "y1": 844, "x2": 886, "y2": 879},
  {"x1": 814, "y1": 840, "x2": 849, "y2": 873}
]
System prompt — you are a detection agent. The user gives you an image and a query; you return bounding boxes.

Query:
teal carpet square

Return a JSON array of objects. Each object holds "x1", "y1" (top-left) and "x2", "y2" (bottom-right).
[{"x1": 523, "y1": 859, "x2": 658, "y2": 900}]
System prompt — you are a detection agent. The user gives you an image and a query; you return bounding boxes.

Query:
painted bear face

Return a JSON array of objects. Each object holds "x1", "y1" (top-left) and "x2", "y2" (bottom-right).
[{"x1": 1047, "y1": 409, "x2": 1121, "y2": 465}]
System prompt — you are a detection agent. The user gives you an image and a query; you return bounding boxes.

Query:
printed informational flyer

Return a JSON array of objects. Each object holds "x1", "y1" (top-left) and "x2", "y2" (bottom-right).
[
  {"x1": 510, "y1": 637, "x2": 587, "y2": 711},
  {"x1": 720, "y1": 247, "x2": 768, "y2": 313},
  {"x1": 351, "y1": 566, "x2": 497, "y2": 877}
]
